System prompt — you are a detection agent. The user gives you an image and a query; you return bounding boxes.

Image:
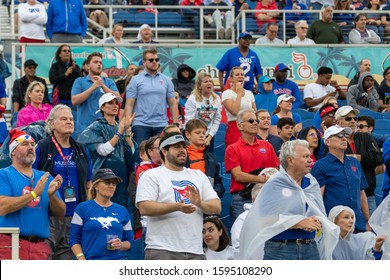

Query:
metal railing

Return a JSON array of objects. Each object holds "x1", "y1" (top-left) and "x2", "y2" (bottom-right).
[
  {"x1": 4, "y1": 3, "x2": 390, "y2": 43},
  {"x1": 0, "y1": 227, "x2": 20, "y2": 260}
]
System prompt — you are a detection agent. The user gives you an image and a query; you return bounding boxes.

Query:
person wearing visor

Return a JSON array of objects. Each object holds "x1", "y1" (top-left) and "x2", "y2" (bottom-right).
[
  {"x1": 69, "y1": 168, "x2": 133, "y2": 260},
  {"x1": 136, "y1": 132, "x2": 221, "y2": 260},
  {"x1": 311, "y1": 125, "x2": 370, "y2": 233},
  {"x1": 318, "y1": 103, "x2": 338, "y2": 133}
]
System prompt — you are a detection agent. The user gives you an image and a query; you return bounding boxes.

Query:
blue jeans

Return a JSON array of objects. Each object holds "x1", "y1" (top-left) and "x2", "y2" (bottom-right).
[
  {"x1": 230, "y1": 193, "x2": 251, "y2": 223},
  {"x1": 264, "y1": 240, "x2": 320, "y2": 260},
  {"x1": 132, "y1": 125, "x2": 165, "y2": 147}
]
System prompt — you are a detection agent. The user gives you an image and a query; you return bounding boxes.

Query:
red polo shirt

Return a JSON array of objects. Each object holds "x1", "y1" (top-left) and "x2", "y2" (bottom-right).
[{"x1": 225, "y1": 137, "x2": 280, "y2": 193}]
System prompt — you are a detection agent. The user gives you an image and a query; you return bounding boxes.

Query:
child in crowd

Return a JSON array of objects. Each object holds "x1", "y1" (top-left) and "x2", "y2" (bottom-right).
[
  {"x1": 276, "y1": 117, "x2": 296, "y2": 142},
  {"x1": 185, "y1": 119, "x2": 225, "y2": 198}
]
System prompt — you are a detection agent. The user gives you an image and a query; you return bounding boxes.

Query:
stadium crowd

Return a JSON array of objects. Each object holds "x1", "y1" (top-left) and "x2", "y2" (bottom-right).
[{"x1": 0, "y1": 0, "x2": 390, "y2": 261}]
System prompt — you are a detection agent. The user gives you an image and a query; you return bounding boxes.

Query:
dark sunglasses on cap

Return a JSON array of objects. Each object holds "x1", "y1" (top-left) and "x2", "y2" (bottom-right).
[
  {"x1": 332, "y1": 133, "x2": 349, "y2": 139},
  {"x1": 344, "y1": 116, "x2": 358, "y2": 121},
  {"x1": 358, "y1": 124, "x2": 369, "y2": 129},
  {"x1": 146, "y1": 58, "x2": 160, "y2": 63},
  {"x1": 241, "y1": 118, "x2": 260, "y2": 124}
]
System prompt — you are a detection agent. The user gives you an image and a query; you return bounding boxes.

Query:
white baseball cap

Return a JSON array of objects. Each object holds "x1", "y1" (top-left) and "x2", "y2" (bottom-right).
[
  {"x1": 335, "y1": 106, "x2": 359, "y2": 120},
  {"x1": 96, "y1": 93, "x2": 123, "y2": 113},
  {"x1": 277, "y1": 94, "x2": 296, "y2": 105},
  {"x1": 324, "y1": 125, "x2": 352, "y2": 140}
]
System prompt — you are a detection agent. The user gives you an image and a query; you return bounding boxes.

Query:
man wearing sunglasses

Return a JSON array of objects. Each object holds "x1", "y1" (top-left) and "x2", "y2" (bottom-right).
[
  {"x1": 125, "y1": 49, "x2": 178, "y2": 146},
  {"x1": 311, "y1": 125, "x2": 370, "y2": 233},
  {"x1": 335, "y1": 106, "x2": 383, "y2": 216},
  {"x1": 357, "y1": 115, "x2": 386, "y2": 149},
  {"x1": 225, "y1": 110, "x2": 279, "y2": 223}
]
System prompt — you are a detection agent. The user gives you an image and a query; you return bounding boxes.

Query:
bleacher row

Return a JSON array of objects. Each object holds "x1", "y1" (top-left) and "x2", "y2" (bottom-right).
[{"x1": 212, "y1": 104, "x2": 390, "y2": 231}]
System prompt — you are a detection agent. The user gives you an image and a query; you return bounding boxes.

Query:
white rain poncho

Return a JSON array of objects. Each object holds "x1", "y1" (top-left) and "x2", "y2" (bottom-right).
[
  {"x1": 369, "y1": 195, "x2": 390, "y2": 259},
  {"x1": 239, "y1": 167, "x2": 340, "y2": 260},
  {"x1": 329, "y1": 205, "x2": 377, "y2": 260}
]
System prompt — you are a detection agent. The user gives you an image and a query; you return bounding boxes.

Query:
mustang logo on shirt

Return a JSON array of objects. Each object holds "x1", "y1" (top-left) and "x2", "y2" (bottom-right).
[
  {"x1": 171, "y1": 180, "x2": 198, "y2": 204},
  {"x1": 90, "y1": 216, "x2": 119, "y2": 229}
]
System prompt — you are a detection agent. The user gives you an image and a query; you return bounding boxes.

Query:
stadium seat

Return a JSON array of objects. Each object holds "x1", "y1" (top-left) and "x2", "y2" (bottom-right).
[
  {"x1": 134, "y1": 11, "x2": 157, "y2": 26},
  {"x1": 382, "y1": 111, "x2": 390, "y2": 120},
  {"x1": 338, "y1": 99, "x2": 347, "y2": 107},
  {"x1": 238, "y1": 17, "x2": 259, "y2": 33},
  {"x1": 157, "y1": 12, "x2": 182, "y2": 26},
  {"x1": 112, "y1": 11, "x2": 136, "y2": 25},
  {"x1": 372, "y1": 119, "x2": 390, "y2": 135},
  {"x1": 301, "y1": 119, "x2": 314, "y2": 128},
  {"x1": 292, "y1": 108, "x2": 315, "y2": 120},
  {"x1": 357, "y1": 108, "x2": 383, "y2": 120}
]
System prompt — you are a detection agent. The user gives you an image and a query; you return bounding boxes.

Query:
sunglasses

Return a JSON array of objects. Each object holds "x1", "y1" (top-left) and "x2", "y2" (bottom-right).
[
  {"x1": 146, "y1": 58, "x2": 160, "y2": 63},
  {"x1": 62, "y1": 49, "x2": 71, "y2": 53},
  {"x1": 332, "y1": 133, "x2": 349, "y2": 139},
  {"x1": 344, "y1": 116, "x2": 358, "y2": 121},
  {"x1": 241, "y1": 118, "x2": 260, "y2": 124},
  {"x1": 358, "y1": 124, "x2": 369, "y2": 129}
]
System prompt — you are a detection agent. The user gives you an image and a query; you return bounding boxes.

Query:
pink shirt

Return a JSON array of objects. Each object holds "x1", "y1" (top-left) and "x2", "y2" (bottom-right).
[{"x1": 16, "y1": 103, "x2": 52, "y2": 127}]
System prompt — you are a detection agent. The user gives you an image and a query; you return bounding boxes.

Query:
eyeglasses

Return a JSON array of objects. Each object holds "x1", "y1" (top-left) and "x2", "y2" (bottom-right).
[
  {"x1": 344, "y1": 116, "x2": 358, "y2": 122},
  {"x1": 146, "y1": 58, "x2": 160, "y2": 63},
  {"x1": 62, "y1": 49, "x2": 71, "y2": 53},
  {"x1": 331, "y1": 133, "x2": 349, "y2": 139},
  {"x1": 241, "y1": 118, "x2": 260, "y2": 124},
  {"x1": 358, "y1": 124, "x2": 369, "y2": 129}
]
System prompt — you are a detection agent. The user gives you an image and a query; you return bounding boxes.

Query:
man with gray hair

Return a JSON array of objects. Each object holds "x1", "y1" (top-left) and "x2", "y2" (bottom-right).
[
  {"x1": 307, "y1": 5, "x2": 344, "y2": 44},
  {"x1": 33, "y1": 104, "x2": 93, "y2": 259},
  {"x1": 225, "y1": 110, "x2": 279, "y2": 222},
  {"x1": 239, "y1": 139, "x2": 339, "y2": 260},
  {"x1": 287, "y1": 20, "x2": 315, "y2": 45}
]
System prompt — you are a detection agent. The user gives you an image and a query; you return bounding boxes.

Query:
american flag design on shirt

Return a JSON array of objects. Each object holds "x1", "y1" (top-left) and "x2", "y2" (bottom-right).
[{"x1": 171, "y1": 180, "x2": 198, "y2": 204}]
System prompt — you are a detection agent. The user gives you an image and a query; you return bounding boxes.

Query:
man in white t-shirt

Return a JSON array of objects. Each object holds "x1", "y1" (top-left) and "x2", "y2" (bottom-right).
[
  {"x1": 303, "y1": 66, "x2": 346, "y2": 111},
  {"x1": 136, "y1": 132, "x2": 221, "y2": 260}
]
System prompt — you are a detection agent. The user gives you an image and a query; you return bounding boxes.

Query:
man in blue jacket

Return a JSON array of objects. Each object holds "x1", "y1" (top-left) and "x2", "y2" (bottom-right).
[{"x1": 46, "y1": 0, "x2": 88, "y2": 43}]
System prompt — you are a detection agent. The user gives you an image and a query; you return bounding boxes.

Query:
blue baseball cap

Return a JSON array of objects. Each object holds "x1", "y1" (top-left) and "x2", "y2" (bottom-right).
[
  {"x1": 274, "y1": 63, "x2": 288, "y2": 72},
  {"x1": 238, "y1": 32, "x2": 252, "y2": 41},
  {"x1": 258, "y1": 75, "x2": 274, "y2": 83}
]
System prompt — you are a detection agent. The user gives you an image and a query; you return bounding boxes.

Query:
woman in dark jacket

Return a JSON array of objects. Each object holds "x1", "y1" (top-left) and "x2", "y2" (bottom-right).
[{"x1": 49, "y1": 44, "x2": 82, "y2": 107}]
